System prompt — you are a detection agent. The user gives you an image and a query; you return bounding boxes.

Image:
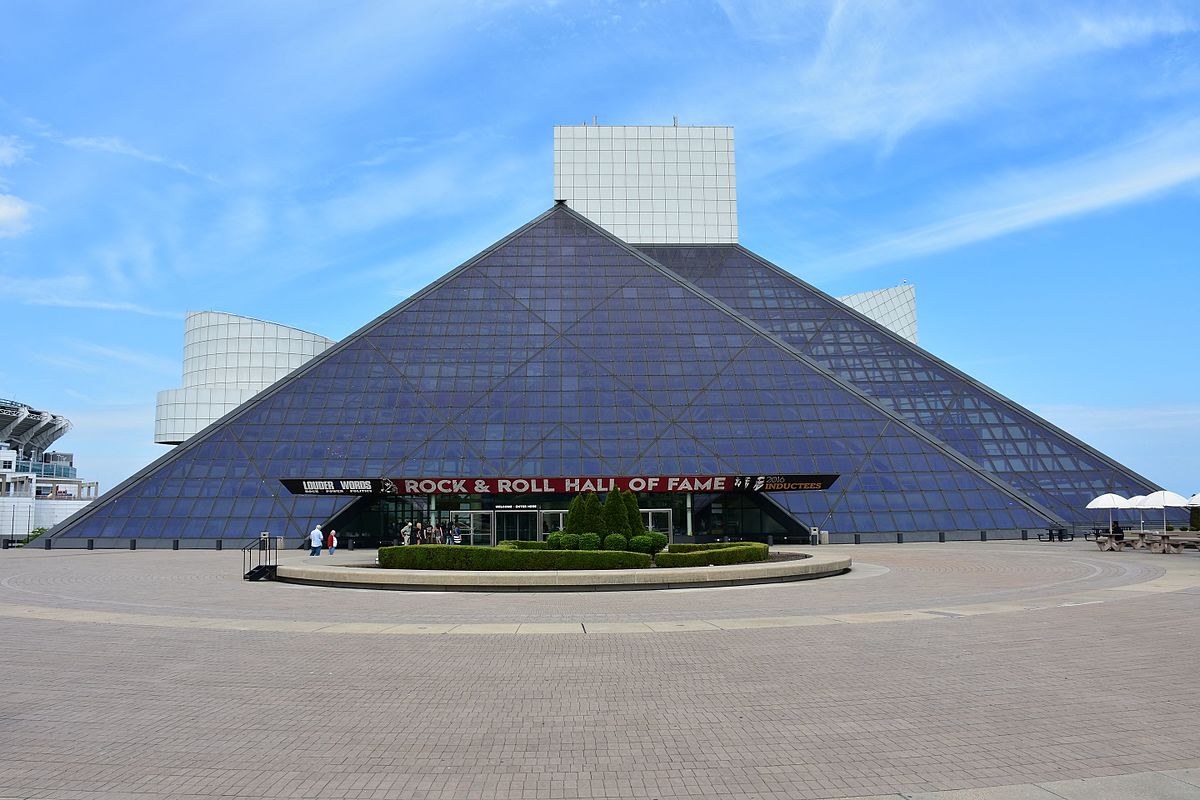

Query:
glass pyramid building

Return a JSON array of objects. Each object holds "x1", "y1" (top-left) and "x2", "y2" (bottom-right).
[{"x1": 50, "y1": 203, "x2": 1154, "y2": 548}]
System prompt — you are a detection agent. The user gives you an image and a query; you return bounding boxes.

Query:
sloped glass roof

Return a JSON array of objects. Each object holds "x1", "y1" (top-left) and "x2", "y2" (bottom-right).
[{"x1": 53, "y1": 206, "x2": 1056, "y2": 542}]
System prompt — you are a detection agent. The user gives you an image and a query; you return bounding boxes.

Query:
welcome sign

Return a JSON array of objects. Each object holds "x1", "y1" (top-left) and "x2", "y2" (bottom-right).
[{"x1": 280, "y1": 474, "x2": 839, "y2": 496}]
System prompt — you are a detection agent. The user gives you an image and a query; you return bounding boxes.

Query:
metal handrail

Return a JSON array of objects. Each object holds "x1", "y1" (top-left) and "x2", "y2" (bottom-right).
[{"x1": 241, "y1": 534, "x2": 279, "y2": 580}]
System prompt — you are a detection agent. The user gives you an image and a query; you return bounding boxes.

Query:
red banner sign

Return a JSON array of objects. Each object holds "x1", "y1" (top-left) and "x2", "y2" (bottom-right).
[{"x1": 280, "y1": 474, "x2": 838, "y2": 496}]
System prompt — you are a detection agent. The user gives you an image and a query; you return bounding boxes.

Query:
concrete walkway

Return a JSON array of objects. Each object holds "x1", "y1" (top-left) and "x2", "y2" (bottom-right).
[{"x1": 1, "y1": 541, "x2": 1197, "y2": 799}]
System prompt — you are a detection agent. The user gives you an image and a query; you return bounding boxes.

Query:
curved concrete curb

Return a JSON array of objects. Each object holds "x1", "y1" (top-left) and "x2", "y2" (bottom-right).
[{"x1": 274, "y1": 551, "x2": 851, "y2": 591}]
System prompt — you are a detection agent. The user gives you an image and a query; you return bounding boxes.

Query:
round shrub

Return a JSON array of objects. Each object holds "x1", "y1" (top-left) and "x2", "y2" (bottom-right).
[
  {"x1": 646, "y1": 532, "x2": 668, "y2": 554},
  {"x1": 603, "y1": 533, "x2": 628, "y2": 551},
  {"x1": 561, "y1": 533, "x2": 581, "y2": 550},
  {"x1": 545, "y1": 532, "x2": 564, "y2": 550},
  {"x1": 495, "y1": 540, "x2": 517, "y2": 550},
  {"x1": 579, "y1": 532, "x2": 602, "y2": 550},
  {"x1": 628, "y1": 535, "x2": 654, "y2": 554}
]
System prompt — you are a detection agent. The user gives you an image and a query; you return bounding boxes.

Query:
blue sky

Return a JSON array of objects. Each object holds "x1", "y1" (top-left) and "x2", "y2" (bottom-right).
[{"x1": 2, "y1": 1, "x2": 1198, "y2": 496}]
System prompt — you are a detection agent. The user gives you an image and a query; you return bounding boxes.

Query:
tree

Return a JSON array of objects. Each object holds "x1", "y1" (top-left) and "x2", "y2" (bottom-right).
[
  {"x1": 579, "y1": 492, "x2": 604, "y2": 534},
  {"x1": 602, "y1": 489, "x2": 631, "y2": 537},
  {"x1": 622, "y1": 490, "x2": 646, "y2": 537},
  {"x1": 563, "y1": 494, "x2": 584, "y2": 534}
]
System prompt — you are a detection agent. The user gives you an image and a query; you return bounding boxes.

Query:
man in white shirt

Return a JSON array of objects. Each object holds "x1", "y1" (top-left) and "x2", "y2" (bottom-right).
[{"x1": 308, "y1": 524, "x2": 323, "y2": 556}]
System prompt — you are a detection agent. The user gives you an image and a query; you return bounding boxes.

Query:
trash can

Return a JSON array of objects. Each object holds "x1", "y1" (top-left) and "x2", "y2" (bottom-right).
[
  {"x1": 818, "y1": 530, "x2": 829, "y2": 545},
  {"x1": 808, "y1": 530, "x2": 819, "y2": 546}
]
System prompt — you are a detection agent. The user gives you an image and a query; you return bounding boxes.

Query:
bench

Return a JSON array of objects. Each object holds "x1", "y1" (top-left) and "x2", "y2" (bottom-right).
[
  {"x1": 1151, "y1": 534, "x2": 1200, "y2": 555},
  {"x1": 1037, "y1": 529, "x2": 1074, "y2": 542}
]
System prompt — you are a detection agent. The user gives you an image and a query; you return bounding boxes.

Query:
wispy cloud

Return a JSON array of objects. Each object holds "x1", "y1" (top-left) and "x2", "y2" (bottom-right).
[
  {"x1": 717, "y1": 1, "x2": 1199, "y2": 163},
  {"x1": 806, "y1": 116, "x2": 1200, "y2": 274},
  {"x1": 0, "y1": 194, "x2": 33, "y2": 237},
  {"x1": 0, "y1": 135, "x2": 28, "y2": 167},
  {"x1": 0, "y1": 274, "x2": 181, "y2": 318},
  {"x1": 58, "y1": 135, "x2": 215, "y2": 180},
  {"x1": 61, "y1": 340, "x2": 178, "y2": 376}
]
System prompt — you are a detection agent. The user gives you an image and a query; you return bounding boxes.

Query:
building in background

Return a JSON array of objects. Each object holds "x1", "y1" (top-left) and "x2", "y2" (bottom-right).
[
  {"x1": 837, "y1": 283, "x2": 918, "y2": 344},
  {"x1": 155, "y1": 311, "x2": 335, "y2": 445},
  {"x1": 0, "y1": 399, "x2": 98, "y2": 542},
  {"x1": 47, "y1": 124, "x2": 1164, "y2": 548}
]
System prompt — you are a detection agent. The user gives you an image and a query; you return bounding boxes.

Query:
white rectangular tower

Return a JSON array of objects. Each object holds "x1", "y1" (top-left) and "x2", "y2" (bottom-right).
[{"x1": 553, "y1": 124, "x2": 737, "y2": 244}]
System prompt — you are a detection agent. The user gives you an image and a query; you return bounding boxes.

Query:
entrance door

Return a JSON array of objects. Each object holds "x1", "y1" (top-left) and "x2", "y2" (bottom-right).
[
  {"x1": 542, "y1": 510, "x2": 566, "y2": 536},
  {"x1": 495, "y1": 511, "x2": 539, "y2": 544},
  {"x1": 448, "y1": 511, "x2": 492, "y2": 547}
]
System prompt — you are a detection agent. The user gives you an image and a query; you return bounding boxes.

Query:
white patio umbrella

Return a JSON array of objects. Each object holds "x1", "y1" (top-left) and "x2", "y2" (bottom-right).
[
  {"x1": 1085, "y1": 493, "x2": 1129, "y2": 530},
  {"x1": 1139, "y1": 490, "x2": 1189, "y2": 531},
  {"x1": 1127, "y1": 495, "x2": 1147, "y2": 531}
]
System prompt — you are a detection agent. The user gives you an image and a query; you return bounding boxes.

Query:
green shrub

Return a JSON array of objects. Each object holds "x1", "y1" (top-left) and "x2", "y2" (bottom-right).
[
  {"x1": 602, "y1": 490, "x2": 631, "y2": 538},
  {"x1": 579, "y1": 532, "x2": 602, "y2": 550},
  {"x1": 645, "y1": 531, "x2": 668, "y2": 554},
  {"x1": 564, "y1": 495, "x2": 583, "y2": 535},
  {"x1": 507, "y1": 540, "x2": 549, "y2": 549},
  {"x1": 628, "y1": 535, "x2": 654, "y2": 554},
  {"x1": 603, "y1": 533, "x2": 628, "y2": 551},
  {"x1": 495, "y1": 540, "x2": 518, "y2": 550},
  {"x1": 1167, "y1": 525, "x2": 1175, "y2": 531},
  {"x1": 654, "y1": 542, "x2": 769, "y2": 568},
  {"x1": 545, "y1": 532, "x2": 564, "y2": 550},
  {"x1": 23, "y1": 527, "x2": 48, "y2": 545},
  {"x1": 561, "y1": 533, "x2": 581, "y2": 550},
  {"x1": 1191, "y1": 506, "x2": 1200, "y2": 531},
  {"x1": 622, "y1": 490, "x2": 646, "y2": 537},
  {"x1": 576, "y1": 491, "x2": 604, "y2": 534},
  {"x1": 666, "y1": 542, "x2": 764, "y2": 553},
  {"x1": 377, "y1": 545, "x2": 651, "y2": 571}
]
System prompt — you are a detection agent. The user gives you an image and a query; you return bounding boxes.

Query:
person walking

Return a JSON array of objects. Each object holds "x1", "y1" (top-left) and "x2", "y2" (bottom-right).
[
  {"x1": 414, "y1": 521, "x2": 424, "y2": 545},
  {"x1": 401, "y1": 521, "x2": 413, "y2": 546},
  {"x1": 326, "y1": 528, "x2": 337, "y2": 556},
  {"x1": 308, "y1": 524, "x2": 323, "y2": 556}
]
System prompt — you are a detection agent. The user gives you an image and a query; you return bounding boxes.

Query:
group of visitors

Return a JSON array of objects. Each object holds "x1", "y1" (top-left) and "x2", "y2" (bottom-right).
[
  {"x1": 307, "y1": 524, "x2": 338, "y2": 556},
  {"x1": 399, "y1": 521, "x2": 463, "y2": 546}
]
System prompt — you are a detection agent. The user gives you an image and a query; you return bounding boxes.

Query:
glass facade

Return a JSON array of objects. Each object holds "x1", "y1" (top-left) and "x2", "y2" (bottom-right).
[
  {"x1": 53, "y1": 206, "x2": 1067, "y2": 546},
  {"x1": 639, "y1": 244, "x2": 1161, "y2": 525}
]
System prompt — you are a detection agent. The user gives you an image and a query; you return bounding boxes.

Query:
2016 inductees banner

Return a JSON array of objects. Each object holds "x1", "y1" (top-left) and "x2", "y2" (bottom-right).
[{"x1": 281, "y1": 474, "x2": 839, "y2": 496}]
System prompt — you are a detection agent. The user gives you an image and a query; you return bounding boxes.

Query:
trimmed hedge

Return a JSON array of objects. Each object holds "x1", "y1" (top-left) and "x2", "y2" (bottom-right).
[
  {"x1": 497, "y1": 540, "x2": 550, "y2": 550},
  {"x1": 603, "y1": 533, "x2": 628, "y2": 551},
  {"x1": 654, "y1": 541, "x2": 769, "y2": 568},
  {"x1": 378, "y1": 545, "x2": 652, "y2": 571},
  {"x1": 561, "y1": 533, "x2": 581, "y2": 550},
  {"x1": 628, "y1": 535, "x2": 654, "y2": 554},
  {"x1": 665, "y1": 542, "x2": 768, "y2": 553},
  {"x1": 579, "y1": 532, "x2": 602, "y2": 551},
  {"x1": 545, "y1": 532, "x2": 564, "y2": 550},
  {"x1": 645, "y1": 532, "x2": 668, "y2": 554}
]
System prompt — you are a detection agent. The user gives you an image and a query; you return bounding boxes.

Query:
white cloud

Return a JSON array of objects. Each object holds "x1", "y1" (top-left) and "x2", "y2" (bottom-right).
[
  {"x1": 0, "y1": 135, "x2": 29, "y2": 167},
  {"x1": 0, "y1": 274, "x2": 181, "y2": 318},
  {"x1": 805, "y1": 117, "x2": 1200, "y2": 274},
  {"x1": 718, "y1": 1, "x2": 1198, "y2": 163},
  {"x1": 62, "y1": 340, "x2": 179, "y2": 376},
  {"x1": 0, "y1": 194, "x2": 33, "y2": 237},
  {"x1": 59, "y1": 135, "x2": 211, "y2": 180}
]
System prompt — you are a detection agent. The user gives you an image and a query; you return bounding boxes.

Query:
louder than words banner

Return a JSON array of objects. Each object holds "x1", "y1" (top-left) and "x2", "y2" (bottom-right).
[{"x1": 280, "y1": 474, "x2": 839, "y2": 496}]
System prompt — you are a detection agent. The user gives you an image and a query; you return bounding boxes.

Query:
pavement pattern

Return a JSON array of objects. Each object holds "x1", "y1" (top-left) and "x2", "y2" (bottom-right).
[{"x1": 0, "y1": 541, "x2": 1198, "y2": 799}]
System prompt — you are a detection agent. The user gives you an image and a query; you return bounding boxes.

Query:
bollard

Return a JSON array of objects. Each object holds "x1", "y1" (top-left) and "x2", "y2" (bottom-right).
[
  {"x1": 767, "y1": 534, "x2": 774, "y2": 547},
  {"x1": 347, "y1": 536, "x2": 354, "y2": 551},
  {"x1": 853, "y1": 533, "x2": 861, "y2": 545},
  {"x1": 1021, "y1": 529, "x2": 1028, "y2": 541},
  {"x1": 897, "y1": 533, "x2": 904, "y2": 544},
  {"x1": 980, "y1": 530, "x2": 988, "y2": 542},
  {"x1": 215, "y1": 539, "x2": 223, "y2": 551},
  {"x1": 44, "y1": 538, "x2": 52, "y2": 550},
  {"x1": 172, "y1": 539, "x2": 179, "y2": 551},
  {"x1": 87, "y1": 539, "x2": 94, "y2": 550},
  {"x1": 130, "y1": 539, "x2": 137, "y2": 550},
  {"x1": 938, "y1": 531, "x2": 946, "y2": 543}
]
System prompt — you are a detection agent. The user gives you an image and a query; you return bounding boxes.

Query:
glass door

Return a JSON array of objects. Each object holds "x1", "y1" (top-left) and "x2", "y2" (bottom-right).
[
  {"x1": 448, "y1": 511, "x2": 492, "y2": 547},
  {"x1": 644, "y1": 509, "x2": 672, "y2": 537},
  {"x1": 541, "y1": 510, "x2": 566, "y2": 536},
  {"x1": 495, "y1": 510, "x2": 539, "y2": 543}
]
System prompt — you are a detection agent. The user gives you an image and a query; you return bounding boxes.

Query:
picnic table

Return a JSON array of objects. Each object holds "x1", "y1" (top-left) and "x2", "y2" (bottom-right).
[{"x1": 1151, "y1": 533, "x2": 1200, "y2": 554}]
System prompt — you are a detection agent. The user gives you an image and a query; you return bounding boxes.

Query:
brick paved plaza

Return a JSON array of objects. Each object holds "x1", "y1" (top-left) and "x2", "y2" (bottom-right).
[{"x1": 1, "y1": 542, "x2": 1198, "y2": 799}]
